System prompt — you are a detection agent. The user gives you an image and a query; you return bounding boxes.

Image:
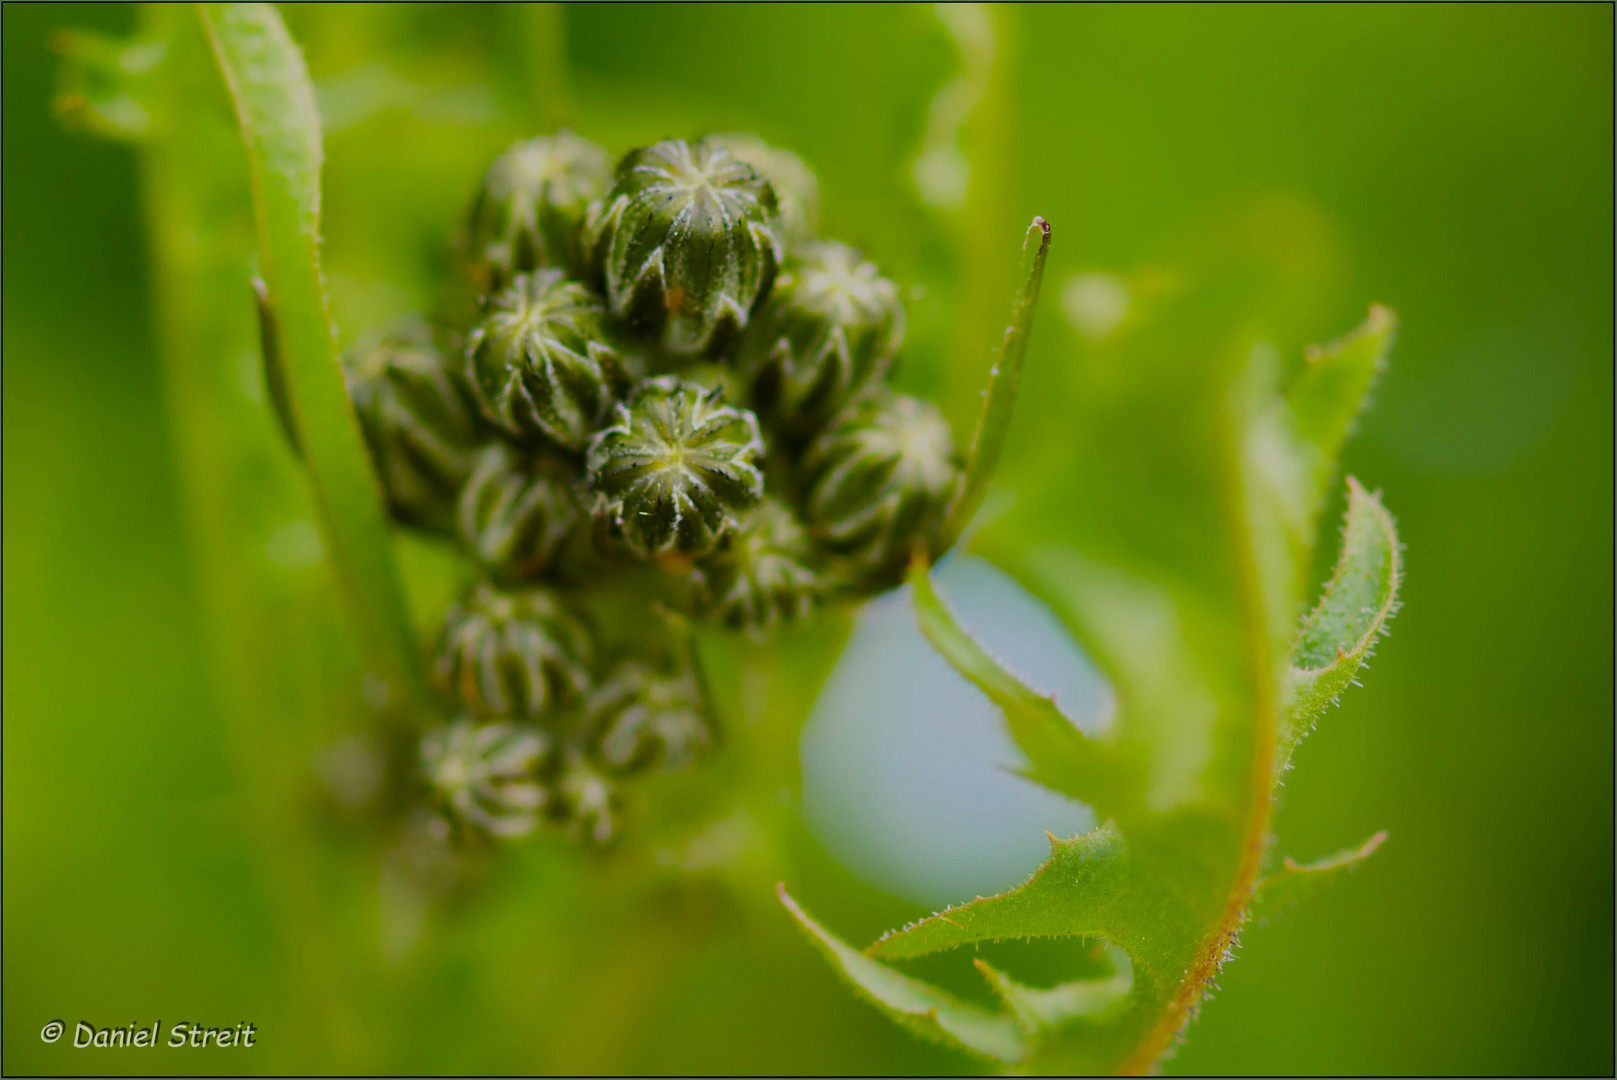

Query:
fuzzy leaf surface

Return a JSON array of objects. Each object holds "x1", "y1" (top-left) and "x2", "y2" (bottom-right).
[
  {"x1": 777, "y1": 885, "x2": 1026, "y2": 1063},
  {"x1": 867, "y1": 823, "x2": 1130, "y2": 960},
  {"x1": 975, "y1": 947, "x2": 1133, "y2": 1037},
  {"x1": 804, "y1": 265, "x2": 1403, "y2": 1070},
  {"x1": 1283, "y1": 478, "x2": 1402, "y2": 766}
]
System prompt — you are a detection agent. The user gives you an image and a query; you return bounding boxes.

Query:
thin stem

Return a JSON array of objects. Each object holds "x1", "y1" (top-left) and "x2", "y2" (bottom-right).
[{"x1": 520, "y1": 2, "x2": 571, "y2": 130}]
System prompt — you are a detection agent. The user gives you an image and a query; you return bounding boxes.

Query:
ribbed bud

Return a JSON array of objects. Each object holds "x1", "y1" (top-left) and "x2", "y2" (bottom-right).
[
  {"x1": 433, "y1": 583, "x2": 593, "y2": 718},
  {"x1": 800, "y1": 392, "x2": 960, "y2": 573},
  {"x1": 708, "y1": 132, "x2": 819, "y2": 245},
  {"x1": 456, "y1": 442, "x2": 582, "y2": 581},
  {"x1": 467, "y1": 270, "x2": 625, "y2": 450},
  {"x1": 466, "y1": 131, "x2": 611, "y2": 287},
  {"x1": 588, "y1": 659, "x2": 711, "y2": 773},
  {"x1": 344, "y1": 324, "x2": 484, "y2": 529},
  {"x1": 548, "y1": 746, "x2": 620, "y2": 845},
  {"x1": 697, "y1": 499, "x2": 823, "y2": 634},
  {"x1": 742, "y1": 241, "x2": 904, "y2": 435},
  {"x1": 422, "y1": 719, "x2": 549, "y2": 839},
  {"x1": 585, "y1": 376, "x2": 765, "y2": 559},
  {"x1": 589, "y1": 138, "x2": 782, "y2": 356}
]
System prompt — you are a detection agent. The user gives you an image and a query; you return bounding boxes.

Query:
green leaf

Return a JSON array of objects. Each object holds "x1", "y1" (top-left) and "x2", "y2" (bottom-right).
[
  {"x1": 867, "y1": 824, "x2": 1131, "y2": 962},
  {"x1": 1283, "y1": 478, "x2": 1402, "y2": 767},
  {"x1": 776, "y1": 884, "x2": 1027, "y2": 1063},
  {"x1": 1287, "y1": 304, "x2": 1396, "y2": 517},
  {"x1": 937, "y1": 216, "x2": 1052, "y2": 553},
  {"x1": 199, "y1": 3, "x2": 425, "y2": 713},
  {"x1": 1252, "y1": 830, "x2": 1387, "y2": 922},
  {"x1": 850, "y1": 279, "x2": 1401, "y2": 1071},
  {"x1": 975, "y1": 945, "x2": 1133, "y2": 1037},
  {"x1": 907, "y1": 554, "x2": 1118, "y2": 809}
]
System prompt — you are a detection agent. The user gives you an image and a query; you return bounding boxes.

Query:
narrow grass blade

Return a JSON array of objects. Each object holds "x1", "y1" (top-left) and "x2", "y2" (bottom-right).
[
  {"x1": 200, "y1": 3, "x2": 425, "y2": 712},
  {"x1": 937, "y1": 215, "x2": 1051, "y2": 553}
]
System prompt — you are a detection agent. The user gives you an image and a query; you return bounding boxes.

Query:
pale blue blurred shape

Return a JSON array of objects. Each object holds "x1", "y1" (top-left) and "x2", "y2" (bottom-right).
[{"x1": 800, "y1": 555, "x2": 1114, "y2": 909}]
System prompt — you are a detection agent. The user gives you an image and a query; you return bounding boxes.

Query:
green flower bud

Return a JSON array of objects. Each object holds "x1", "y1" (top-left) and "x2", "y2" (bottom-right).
[
  {"x1": 588, "y1": 659, "x2": 711, "y2": 773},
  {"x1": 742, "y1": 241, "x2": 905, "y2": 435},
  {"x1": 800, "y1": 392, "x2": 960, "y2": 574},
  {"x1": 434, "y1": 583, "x2": 593, "y2": 718},
  {"x1": 697, "y1": 499, "x2": 823, "y2": 634},
  {"x1": 344, "y1": 323, "x2": 484, "y2": 530},
  {"x1": 590, "y1": 138, "x2": 783, "y2": 356},
  {"x1": 548, "y1": 745, "x2": 620, "y2": 845},
  {"x1": 707, "y1": 132, "x2": 819, "y2": 244},
  {"x1": 422, "y1": 718, "x2": 549, "y2": 839},
  {"x1": 456, "y1": 443, "x2": 582, "y2": 581},
  {"x1": 585, "y1": 376, "x2": 765, "y2": 559},
  {"x1": 467, "y1": 270, "x2": 626, "y2": 450},
  {"x1": 466, "y1": 131, "x2": 611, "y2": 288}
]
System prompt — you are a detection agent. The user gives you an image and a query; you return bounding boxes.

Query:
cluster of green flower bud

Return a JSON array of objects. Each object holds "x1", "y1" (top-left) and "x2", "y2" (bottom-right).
[{"x1": 343, "y1": 130, "x2": 962, "y2": 844}]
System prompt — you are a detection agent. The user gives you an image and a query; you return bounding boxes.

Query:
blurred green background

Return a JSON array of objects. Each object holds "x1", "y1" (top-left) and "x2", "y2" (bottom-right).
[{"x1": 4, "y1": 3, "x2": 1611, "y2": 1074}]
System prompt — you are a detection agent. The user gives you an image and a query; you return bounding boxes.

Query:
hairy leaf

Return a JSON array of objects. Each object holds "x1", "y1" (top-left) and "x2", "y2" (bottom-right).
[
  {"x1": 908, "y1": 555, "x2": 1117, "y2": 809},
  {"x1": 776, "y1": 885, "x2": 1027, "y2": 1062},
  {"x1": 975, "y1": 946, "x2": 1133, "y2": 1037},
  {"x1": 1252, "y1": 830, "x2": 1388, "y2": 922},
  {"x1": 867, "y1": 824, "x2": 1129, "y2": 961},
  {"x1": 200, "y1": 3, "x2": 424, "y2": 711},
  {"x1": 788, "y1": 258, "x2": 1403, "y2": 1068},
  {"x1": 1283, "y1": 478, "x2": 1402, "y2": 767}
]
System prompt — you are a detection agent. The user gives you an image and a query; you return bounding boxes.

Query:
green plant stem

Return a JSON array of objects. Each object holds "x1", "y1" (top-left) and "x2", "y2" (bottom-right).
[{"x1": 515, "y1": 2, "x2": 570, "y2": 130}]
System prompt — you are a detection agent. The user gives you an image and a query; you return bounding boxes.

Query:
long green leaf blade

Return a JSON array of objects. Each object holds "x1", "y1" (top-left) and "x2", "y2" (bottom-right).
[
  {"x1": 909, "y1": 555, "x2": 1117, "y2": 809},
  {"x1": 199, "y1": 3, "x2": 424, "y2": 711},
  {"x1": 938, "y1": 215, "x2": 1052, "y2": 552},
  {"x1": 777, "y1": 885, "x2": 1027, "y2": 1062},
  {"x1": 1283, "y1": 478, "x2": 1402, "y2": 765}
]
